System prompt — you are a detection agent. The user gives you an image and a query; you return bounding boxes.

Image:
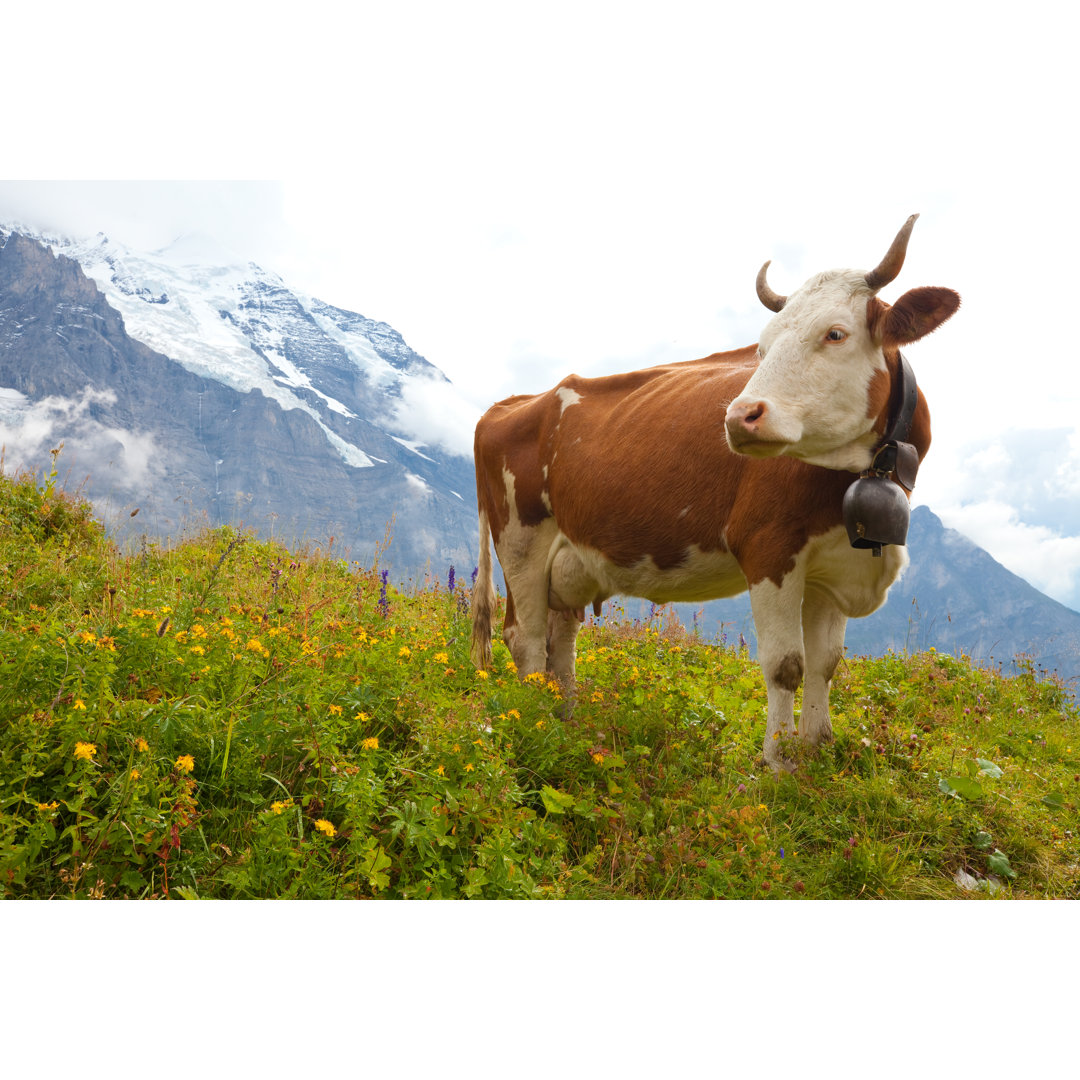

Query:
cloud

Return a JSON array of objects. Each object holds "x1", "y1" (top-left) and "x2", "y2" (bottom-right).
[
  {"x1": 0, "y1": 386, "x2": 164, "y2": 500},
  {"x1": 383, "y1": 375, "x2": 481, "y2": 460},
  {"x1": 936, "y1": 499, "x2": 1080, "y2": 612}
]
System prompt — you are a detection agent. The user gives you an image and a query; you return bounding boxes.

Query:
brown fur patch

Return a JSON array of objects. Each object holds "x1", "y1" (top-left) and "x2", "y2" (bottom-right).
[{"x1": 772, "y1": 653, "x2": 804, "y2": 692}]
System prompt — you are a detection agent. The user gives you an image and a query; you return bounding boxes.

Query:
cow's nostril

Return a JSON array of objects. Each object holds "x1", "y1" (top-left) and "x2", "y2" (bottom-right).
[{"x1": 728, "y1": 401, "x2": 767, "y2": 430}]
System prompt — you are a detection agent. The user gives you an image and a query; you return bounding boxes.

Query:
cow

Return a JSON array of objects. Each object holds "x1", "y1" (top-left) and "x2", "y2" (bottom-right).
[{"x1": 470, "y1": 216, "x2": 959, "y2": 771}]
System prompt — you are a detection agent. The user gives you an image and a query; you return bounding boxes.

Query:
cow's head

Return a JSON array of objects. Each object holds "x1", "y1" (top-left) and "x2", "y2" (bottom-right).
[{"x1": 725, "y1": 215, "x2": 960, "y2": 471}]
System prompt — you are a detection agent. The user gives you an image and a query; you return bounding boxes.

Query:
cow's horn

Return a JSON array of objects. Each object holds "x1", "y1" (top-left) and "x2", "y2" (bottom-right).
[
  {"x1": 865, "y1": 214, "x2": 919, "y2": 292},
  {"x1": 756, "y1": 261, "x2": 786, "y2": 312}
]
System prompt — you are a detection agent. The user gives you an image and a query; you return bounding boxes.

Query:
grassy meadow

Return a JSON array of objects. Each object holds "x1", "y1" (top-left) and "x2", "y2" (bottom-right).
[{"x1": 1, "y1": 460, "x2": 1077, "y2": 900}]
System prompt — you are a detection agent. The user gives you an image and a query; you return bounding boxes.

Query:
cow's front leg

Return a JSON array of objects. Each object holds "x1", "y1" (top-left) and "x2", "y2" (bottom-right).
[
  {"x1": 748, "y1": 571, "x2": 806, "y2": 773},
  {"x1": 801, "y1": 588, "x2": 847, "y2": 749}
]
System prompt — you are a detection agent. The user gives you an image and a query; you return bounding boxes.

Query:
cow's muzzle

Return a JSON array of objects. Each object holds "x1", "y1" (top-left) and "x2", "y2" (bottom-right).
[{"x1": 724, "y1": 398, "x2": 788, "y2": 456}]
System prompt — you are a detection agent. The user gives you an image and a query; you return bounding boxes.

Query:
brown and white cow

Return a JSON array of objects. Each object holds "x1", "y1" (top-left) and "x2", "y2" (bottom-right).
[{"x1": 470, "y1": 216, "x2": 959, "y2": 770}]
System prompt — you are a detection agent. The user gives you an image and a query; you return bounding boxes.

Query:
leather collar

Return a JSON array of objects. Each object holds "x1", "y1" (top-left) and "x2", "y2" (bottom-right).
[{"x1": 864, "y1": 352, "x2": 919, "y2": 492}]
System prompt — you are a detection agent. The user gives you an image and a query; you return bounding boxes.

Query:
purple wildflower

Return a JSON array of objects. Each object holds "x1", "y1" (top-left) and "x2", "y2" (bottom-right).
[
  {"x1": 378, "y1": 569, "x2": 389, "y2": 617},
  {"x1": 448, "y1": 565, "x2": 456, "y2": 592}
]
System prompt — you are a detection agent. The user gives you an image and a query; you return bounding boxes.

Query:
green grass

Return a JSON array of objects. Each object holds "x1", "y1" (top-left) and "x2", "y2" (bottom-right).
[{"x1": 2, "y1": 464, "x2": 1077, "y2": 898}]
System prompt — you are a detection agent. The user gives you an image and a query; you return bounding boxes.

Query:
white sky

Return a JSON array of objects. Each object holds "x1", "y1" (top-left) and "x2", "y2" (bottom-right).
[{"x1": 3, "y1": 0, "x2": 1079, "y2": 607}]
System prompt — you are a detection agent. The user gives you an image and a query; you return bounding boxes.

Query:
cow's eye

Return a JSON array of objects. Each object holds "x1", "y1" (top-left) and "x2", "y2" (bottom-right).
[{"x1": 825, "y1": 328, "x2": 847, "y2": 343}]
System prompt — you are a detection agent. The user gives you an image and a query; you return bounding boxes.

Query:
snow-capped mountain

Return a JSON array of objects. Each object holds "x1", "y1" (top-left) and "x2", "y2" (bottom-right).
[{"x1": 0, "y1": 225, "x2": 479, "y2": 576}]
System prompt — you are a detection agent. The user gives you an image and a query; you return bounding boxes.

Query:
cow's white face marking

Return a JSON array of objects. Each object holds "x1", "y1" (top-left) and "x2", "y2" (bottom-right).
[{"x1": 726, "y1": 270, "x2": 885, "y2": 471}]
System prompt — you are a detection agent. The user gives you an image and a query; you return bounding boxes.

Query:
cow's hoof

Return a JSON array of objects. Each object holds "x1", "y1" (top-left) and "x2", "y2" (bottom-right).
[
  {"x1": 764, "y1": 753, "x2": 798, "y2": 775},
  {"x1": 801, "y1": 726, "x2": 834, "y2": 748}
]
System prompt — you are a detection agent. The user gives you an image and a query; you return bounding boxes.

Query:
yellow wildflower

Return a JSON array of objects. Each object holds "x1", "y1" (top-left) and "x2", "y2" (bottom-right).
[
  {"x1": 270, "y1": 800, "x2": 290, "y2": 815},
  {"x1": 591, "y1": 753, "x2": 605, "y2": 765},
  {"x1": 361, "y1": 736, "x2": 379, "y2": 751},
  {"x1": 328, "y1": 704, "x2": 343, "y2": 716},
  {"x1": 535, "y1": 720, "x2": 546, "y2": 730},
  {"x1": 355, "y1": 711, "x2": 371, "y2": 722},
  {"x1": 476, "y1": 669, "x2": 489, "y2": 681},
  {"x1": 398, "y1": 646, "x2": 412, "y2": 659},
  {"x1": 135, "y1": 738, "x2": 149, "y2": 752},
  {"x1": 130, "y1": 769, "x2": 141, "y2": 780},
  {"x1": 73, "y1": 742, "x2": 96, "y2": 761},
  {"x1": 301, "y1": 640, "x2": 319, "y2": 655},
  {"x1": 37, "y1": 801, "x2": 59, "y2": 812},
  {"x1": 314, "y1": 819, "x2": 336, "y2": 838},
  {"x1": 72, "y1": 699, "x2": 86, "y2": 711},
  {"x1": 77, "y1": 630, "x2": 97, "y2": 644},
  {"x1": 464, "y1": 763, "x2": 474, "y2": 773},
  {"x1": 433, "y1": 652, "x2": 449, "y2": 664},
  {"x1": 175, "y1": 754, "x2": 195, "y2": 774},
  {"x1": 436, "y1": 764, "x2": 446, "y2": 777},
  {"x1": 247, "y1": 637, "x2": 267, "y2": 656},
  {"x1": 189, "y1": 644, "x2": 205, "y2": 656},
  {"x1": 524, "y1": 672, "x2": 546, "y2": 686},
  {"x1": 507, "y1": 709, "x2": 521, "y2": 720}
]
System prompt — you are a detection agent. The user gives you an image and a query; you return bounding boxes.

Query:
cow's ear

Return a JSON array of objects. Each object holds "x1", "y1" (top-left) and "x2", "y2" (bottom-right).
[{"x1": 883, "y1": 286, "x2": 961, "y2": 346}]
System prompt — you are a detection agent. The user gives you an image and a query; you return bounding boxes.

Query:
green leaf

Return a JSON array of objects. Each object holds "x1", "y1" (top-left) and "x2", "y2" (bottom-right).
[
  {"x1": 540, "y1": 785, "x2": 575, "y2": 815},
  {"x1": 987, "y1": 849, "x2": 1017, "y2": 880},
  {"x1": 120, "y1": 870, "x2": 147, "y2": 892},
  {"x1": 975, "y1": 758, "x2": 1003, "y2": 778},
  {"x1": 974, "y1": 831, "x2": 994, "y2": 851},
  {"x1": 1041, "y1": 793, "x2": 1065, "y2": 810},
  {"x1": 944, "y1": 775, "x2": 983, "y2": 800},
  {"x1": 632, "y1": 688, "x2": 645, "y2": 707}
]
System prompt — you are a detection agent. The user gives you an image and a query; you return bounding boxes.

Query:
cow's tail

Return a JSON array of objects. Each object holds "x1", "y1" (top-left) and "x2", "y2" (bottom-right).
[{"x1": 470, "y1": 509, "x2": 496, "y2": 670}]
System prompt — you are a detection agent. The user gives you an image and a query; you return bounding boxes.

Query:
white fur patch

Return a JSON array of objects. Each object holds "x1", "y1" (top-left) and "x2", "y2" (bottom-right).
[{"x1": 556, "y1": 386, "x2": 582, "y2": 415}]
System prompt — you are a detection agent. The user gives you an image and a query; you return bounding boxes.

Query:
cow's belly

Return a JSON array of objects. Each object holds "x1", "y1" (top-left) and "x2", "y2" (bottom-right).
[{"x1": 548, "y1": 535, "x2": 747, "y2": 610}]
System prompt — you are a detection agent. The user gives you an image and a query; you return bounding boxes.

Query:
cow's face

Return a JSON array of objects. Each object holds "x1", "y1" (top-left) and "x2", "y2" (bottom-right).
[
  {"x1": 724, "y1": 217, "x2": 959, "y2": 472},
  {"x1": 726, "y1": 271, "x2": 886, "y2": 470}
]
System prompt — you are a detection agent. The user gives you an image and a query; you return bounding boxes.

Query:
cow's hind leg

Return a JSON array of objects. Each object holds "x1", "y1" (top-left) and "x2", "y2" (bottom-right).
[
  {"x1": 800, "y1": 589, "x2": 847, "y2": 749},
  {"x1": 501, "y1": 581, "x2": 550, "y2": 678},
  {"x1": 546, "y1": 609, "x2": 583, "y2": 711}
]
